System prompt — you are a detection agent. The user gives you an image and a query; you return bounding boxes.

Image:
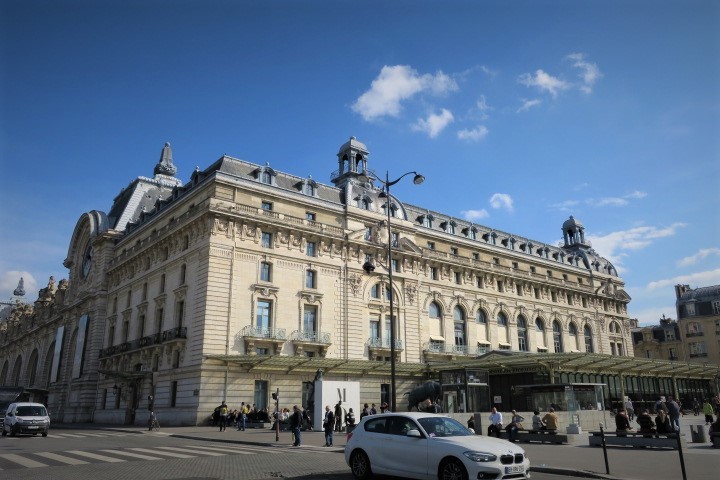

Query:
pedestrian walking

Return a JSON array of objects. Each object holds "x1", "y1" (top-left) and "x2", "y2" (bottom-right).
[
  {"x1": 323, "y1": 405, "x2": 335, "y2": 446},
  {"x1": 290, "y1": 405, "x2": 302, "y2": 446},
  {"x1": 218, "y1": 401, "x2": 228, "y2": 432}
]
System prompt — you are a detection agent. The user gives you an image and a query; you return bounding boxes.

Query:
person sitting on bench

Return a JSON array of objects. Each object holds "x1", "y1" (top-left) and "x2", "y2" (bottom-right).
[
  {"x1": 636, "y1": 409, "x2": 656, "y2": 436},
  {"x1": 487, "y1": 407, "x2": 503, "y2": 437},
  {"x1": 532, "y1": 410, "x2": 543, "y2": 431},
  {"x1": 541, "y1": 407, "x2": 559, "y2": 432},
  {"x1": 614, "y1": 409, "x2": 633, "y2": 435},
  {"x1": 655, "y1": 409, "x2": 673, "y2": 434}
]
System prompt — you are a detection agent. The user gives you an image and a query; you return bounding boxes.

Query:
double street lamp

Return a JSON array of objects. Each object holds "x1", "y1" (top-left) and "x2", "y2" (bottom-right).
[{"x1": 363, "y1": 170, "x2": 425, "y2": 412}]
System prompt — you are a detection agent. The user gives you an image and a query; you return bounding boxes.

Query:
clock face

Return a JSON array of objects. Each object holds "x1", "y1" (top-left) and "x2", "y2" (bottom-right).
[{"x1": 82, "y1": 245, "x2": 93, "y2": 278}]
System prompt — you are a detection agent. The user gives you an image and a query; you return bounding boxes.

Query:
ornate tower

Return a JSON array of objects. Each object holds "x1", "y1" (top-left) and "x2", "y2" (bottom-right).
[{"x1": 330, "y1": 136, "x2": 370, "y2": 189}]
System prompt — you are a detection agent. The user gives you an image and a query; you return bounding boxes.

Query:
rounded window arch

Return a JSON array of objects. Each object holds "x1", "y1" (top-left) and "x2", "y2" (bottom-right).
[
  {"x1": 497, "y1": 311, "x2": 508, "y2": 326},
  {"x1": 476, "y1": 309, "x2": 487, "y2": 324},
  {"x1": 552, "y1": 320, "x2": 564, "y2": 353},
  {"x1": 583, "y1": 325, "x2": 594, "y2": 353},
  {"x1": 568, "y1": 322, "x2": 579, "y2": 351},
  {"x1": 428, "y1": 301, "x2": 442, "y2": 318},
  {"x1": 0, "y1": 360, "x2": 8, "y2": 385},
  {"x1": 27, "y1": 349, "x2": 40, "y2": 386},
  {"x1": 453, "y1": 305, "x2": 466, "y2": 321},
  {"x1": 535, "y1": 317, "x2": 545, "y2": 331},
  {"x1": 569, "y1": 322, "x2": 578, "y2": 336},
  {"x1": 609, "y1": 321, "x2": 622, "y2": 334},
  {"x1": 11, "y1": 354, "x2": 23, "y2": 386},
  {"x1": 517, "y1": 315, "x2": 528, "y2": 352}
]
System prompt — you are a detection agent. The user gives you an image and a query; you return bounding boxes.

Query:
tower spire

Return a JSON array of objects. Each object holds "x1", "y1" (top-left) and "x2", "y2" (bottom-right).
[{"x1": 154, "y1": 142, "x2": 177, "y2": 177}]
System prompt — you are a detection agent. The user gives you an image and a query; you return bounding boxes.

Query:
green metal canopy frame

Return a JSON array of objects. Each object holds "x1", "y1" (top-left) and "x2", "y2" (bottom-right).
[{"x1": 204, "y1": 352, "x2": 720, "y2": 380}]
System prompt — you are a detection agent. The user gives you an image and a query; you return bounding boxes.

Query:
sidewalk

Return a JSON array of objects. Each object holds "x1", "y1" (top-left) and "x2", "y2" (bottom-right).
[{"x1": 55, "y1": 415, "x2": 718, "y2": 480}]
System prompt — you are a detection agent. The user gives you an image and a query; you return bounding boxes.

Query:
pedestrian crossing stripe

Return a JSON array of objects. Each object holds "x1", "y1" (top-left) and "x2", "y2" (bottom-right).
[
  {"x1": 126, "y1": 447, "x2": 196, "y2": 459},
  {"x1": 0, "y1": 453, "x2": 48, "y2": 468},
  {"x1": 156, "y1": 446, "x2": 226, "y2": 456},
  {"x1": 65, "y1": 451, "x2": 127, "y2": 463},
  {"x1": 34, "y1": 452, "x2": 90, "y2": 465},
  {"x1": 99, "y1": 449, "x2": 164, "y2": 461},
  {"x1": 191, "y1": 444, "x2": 255, "y2": 455}
]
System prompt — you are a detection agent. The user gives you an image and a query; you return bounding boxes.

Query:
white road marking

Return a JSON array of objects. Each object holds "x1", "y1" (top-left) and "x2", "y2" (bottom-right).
[
  {"x1": 126, "y1": 447, "x2": 196, "y2": 458},
  {"x1": 100, "y1": 450, "x2": 164, "y2": 460},
  {"x1": 155, "y1": 446, "x2": 226, "y2": 456},
  {"x1": 35, "y1": 451, "x2": 90, "y2": 465},
  {"x1": 0, "y1": 453, "x2": 49, "y2": 468},
  {"x1": 65, "y1": 450, "x2": 127, "y2": 463}
]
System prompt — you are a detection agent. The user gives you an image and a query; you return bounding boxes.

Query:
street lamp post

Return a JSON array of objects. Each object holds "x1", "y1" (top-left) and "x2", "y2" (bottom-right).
[{"x1": 363, "y1": 170, "x2": 424, "y2": 412}]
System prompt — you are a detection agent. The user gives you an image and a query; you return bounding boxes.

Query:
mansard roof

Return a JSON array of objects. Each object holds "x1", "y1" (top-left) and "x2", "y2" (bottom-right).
[{"x1": 678, "y1": 284, "x2": 720, "y2": 303}]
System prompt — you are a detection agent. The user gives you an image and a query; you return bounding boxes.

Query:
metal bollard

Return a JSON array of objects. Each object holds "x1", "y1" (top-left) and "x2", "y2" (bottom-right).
[
  {"x1": 676, "y1": 429, "x2": 687, "y2": 480},
  {"x1": 599, "y1": 423, "x2": 610, "y2": 475}
]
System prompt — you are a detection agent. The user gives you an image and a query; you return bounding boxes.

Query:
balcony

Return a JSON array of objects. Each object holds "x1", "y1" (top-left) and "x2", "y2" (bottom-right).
[
  {"x1": 689, "y1": 352, "x2": 708, "y2": 358},
  {"x1": 423, "y1": 341, "x2": 478, "y2": 360},
  {"x1": 290, "y1": 330, "x2": 331, "y2": 357},
  {"x1": 366, "y1": 337, "x2": 403, "y2": 361},
  {"x1": 240, "y1": 325, "x2": 286, "y2": 355},
  {"x1": 685, "y1": 331, "x2": 704, "y2": 337},
  {"x1": 99, "y1": 327, "x2": 186, "y2": 359}
]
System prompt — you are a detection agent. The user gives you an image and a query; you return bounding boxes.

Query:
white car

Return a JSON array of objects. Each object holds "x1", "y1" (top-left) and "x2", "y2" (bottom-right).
[
  {"x1": 2, "y1": 402, "x2": 50, "y2": 437},
  {"x1": 345, "y1": 412, "x2": 530, "y2": 480}
]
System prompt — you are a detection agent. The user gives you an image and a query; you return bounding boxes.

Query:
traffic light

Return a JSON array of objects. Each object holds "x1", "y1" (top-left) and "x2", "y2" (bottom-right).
[{"x1": 271, "y1": 392, "x2": 277, "y2": 400}]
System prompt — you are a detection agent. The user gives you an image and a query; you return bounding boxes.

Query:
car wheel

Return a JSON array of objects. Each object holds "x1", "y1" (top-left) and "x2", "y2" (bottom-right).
[
  {"x1": 42, "y1": 432, "x2": 48, "y2": 437},
  {"x1": 349, "y1": 450, "x2": 372, "y2": 480},
  {"x1": 439, "y1": 458, "x2": 468, "y2": 480}
]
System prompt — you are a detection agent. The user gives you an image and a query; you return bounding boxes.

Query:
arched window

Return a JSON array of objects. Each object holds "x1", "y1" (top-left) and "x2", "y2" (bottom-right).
[
  {"x1": 497, "y1": 312, "x2": 508, "y2": 326},
  {"x1": 583, "y1": 325, "x2": 594, "y2": 353},
  {"x1": 305, "y1": 269, "x2": 316, "y2": 289},
  {"x1": 476, "y1": 309, "x2": 486, "y2": 324},
  {"x1": 261, "y1": 171, "x2": 272, "y2": 184},
  {"x1": 429, "y1": 302, "x2": 441, "y2": 318},
  {"x1": 534, "y1": 317, "x2": 547, "y2": 351},
  {"x1": 552, "y1": 321, "x2": 564, "y2": 353},
  {"x1": 535, "y1": 318, "x2": 544, "y2": 331},
  {"x1": 609, "y1": 321, "x2": 624, "y2": 355},
  {"x1": 517, "y1": 316, "x2": 528, "y2": 351},
  {"x1": 370, "y1": 283, "x2": 381, "y2": 299},
  {"x1": 568, "y1": 322, "x2": 578, "y2": 351},
  {"x1": 0, "y1": 360, "x2": 8, "y2": 385},
  {"x1": 27, "y1": 349, "x2": 39, "y2": 386},
  {"x1": 454, "y1": 306, "x2": 466, "y2": 347},
  {"x1": 11, "y1": 354, "x2": 23, "y2": 386}
]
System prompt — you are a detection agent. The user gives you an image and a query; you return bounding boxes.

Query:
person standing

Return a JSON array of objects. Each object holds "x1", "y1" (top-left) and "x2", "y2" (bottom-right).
[
  {"x1": 218, "y1": 401, "x2": 229, "y2": 432},
  {"x1": 624, "y1": 398, "x2": 635, "y2": 421},
  {"x1": 666, "y1": 395, "x2": 681, "y2": 431},
  {"x1": 703, "y1": 399, "x2": 715, "y2": 425},
  {"x1": 290, "y1": 405, "x2": 302, "y2": 446},
  {"x1": 487, "y1": 407, "x2": 503, "y2": 437},
  {"x1": 323, "y1": 405, "x2": 335, "y2": 447},
  {"x1": 692, "y1": 398, "x2": 700, "y2": 416},
  {"x1": 334, "y1": 401, "x2": 343, "y2": 432},
  {"x1": 370, "y1": 403, "x2": 377, "y2": 415}
]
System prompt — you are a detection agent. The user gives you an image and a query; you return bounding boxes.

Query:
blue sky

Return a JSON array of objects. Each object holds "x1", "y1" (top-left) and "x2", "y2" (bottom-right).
[{"x1": 1, "y1": 0, "x2": 718, "y2": 325}]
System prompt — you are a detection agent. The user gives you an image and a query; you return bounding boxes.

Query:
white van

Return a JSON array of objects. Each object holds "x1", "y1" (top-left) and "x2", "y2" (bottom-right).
[{"x1": 2, "y1": 402, "x2": 50, "y2": 437}]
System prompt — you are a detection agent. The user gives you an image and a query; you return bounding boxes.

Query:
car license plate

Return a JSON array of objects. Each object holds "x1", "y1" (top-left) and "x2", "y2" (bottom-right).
[
  {"x1": 505, "y1": 465, "x2": 524, "y2": 474},
  {"x1": 28, "y1": 426, "x2": 39, "y2": 429}
]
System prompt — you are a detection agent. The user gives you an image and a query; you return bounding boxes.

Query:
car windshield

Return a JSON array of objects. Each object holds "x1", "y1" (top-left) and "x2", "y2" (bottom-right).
[
  {"x1": 16, "y1": 406, "x2": 47, "y2": 416},
  {"x1": 418, "y1": 416, "x2": 472, "y2": 438}
]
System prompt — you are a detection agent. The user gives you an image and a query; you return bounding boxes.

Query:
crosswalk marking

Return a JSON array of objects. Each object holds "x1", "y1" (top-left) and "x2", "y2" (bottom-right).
[
  {"x1": 127, "y1": 447, "x2": 196, "y2": 459},
  {"x1": 193, "y1": 444, "x2": 266, "y2": 455},
  {"x1": 155, "y1": 446, "x2": 226, "y2": 456},
  {"x1": 57, "y1": 433, "x2": 85, "y2": 438},
  {"x1": 34, "y1": 452, "x2": 90, "y2": 465},
  {"x1": 66, "y1": 450, "x2": 127, "y2": 463},
  {"x1": 100, "y1": 450, "x2": 164, "y2": 461},
  {"x1": 0, "y1": 453, "x2": 49, "y2": 468}
]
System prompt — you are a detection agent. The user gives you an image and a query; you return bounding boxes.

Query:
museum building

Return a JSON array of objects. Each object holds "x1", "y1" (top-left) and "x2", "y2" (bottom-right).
[{"x1": 1, "y1": 138, "x2": 717, "y2": 426}]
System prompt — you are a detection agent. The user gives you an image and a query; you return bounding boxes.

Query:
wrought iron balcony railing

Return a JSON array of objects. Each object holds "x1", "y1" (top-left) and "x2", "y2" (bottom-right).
[
  {"x1": 241, "y1": 325, "x2": 287, "y2": 340},
  {"x1": 290, "y1": 330, "x2": 331, "y2": 343},
  {"x1": 366, "y1": 337, "x2": 404, "y2": 349},
  {"x1": 99, "y1": 327, "x2": 186, "y2": 358}
]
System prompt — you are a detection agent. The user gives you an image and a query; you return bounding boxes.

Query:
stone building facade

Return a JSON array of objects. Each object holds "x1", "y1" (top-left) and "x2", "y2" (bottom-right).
[
  {"x1": 675, "y1": 284, "x2": 720, "y2": 365},
  {"x1": 0, "y1": 138, "x2": 635, "y2": 425}
]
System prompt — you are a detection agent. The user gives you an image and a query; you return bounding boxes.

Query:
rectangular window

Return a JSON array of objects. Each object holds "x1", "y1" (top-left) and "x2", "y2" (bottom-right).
[
  {"x1": 567, "y1": 294, "x2": 572, "y2": 305},
  {"x1": 303, "y1": 305, "x2": 317, "y2": 334},
  {"x1": 582, "y1": 297, "x2": 588, "y2": 308},
  {"x1": 547, "y1": 270, "x2": 552, "y2": 277},
  {"x1": 512, "y1": 262, "x2": 518, "y2": 269},
  {"x1": 260, "y1": 262, "x2": 271, "y2": 282},
  {"x1": 305, "y1": 270, "x2": 316, "y2": 289},
  {"x1": 262, "y1": 232, "x2": 272, "y2": 248},
  {"x1": 122, "y1": 320, "x2": 129, "y2": 343},
  {"x1": 306, "y1": 212, "x2": 316, "y2": 221},
  {"x1": 450, "y1": 247, "x2": 458, "y2": 256},
  {"x1": 176, "y1": 300, "x2": 184, "y2": 328},
  {"x1": 516, "y1": 285, "x2": 523, "y2": 296},
  {"x1": 713, "y1": 301, "x2": 720, "y2": 315},
  {"x1": 391, "y1": 233, "x2": 398, "y2": 247},
  {"x1": 261, "y1": 201, "x2": 272, "y2": 211},
  {"x1": 306, "y1": 241, "x2": 316, "y2": 257},
  {"x1": 391, "y1": 259, "x2": 400, "y2": 272},
  {"x1": 138, "y1": 314, "x2": 146, "y2": 338},
  {"x1": 180, "y1": 264, "x2": 186, "y2": 284},
  {"x1": 254, "y1": 380, "x2": 268, "y2": 410},
  {"x1": 455, "y1": 272, "x2": 461, "y2": 284},
  {"x1": 369, "y1": 316, "x2": 380, "y2": 340},
  {"x1": 156, "y1": 308, "x2": 164, "y2": 334},
  {"x1": 102, "y1": 389, "x2": 107, "y2": 410},
  {"x1": 578, "y1": 277, "x2": 583, "y2": 284},
  {"x1": 476, "y1": 276, "x2": 483, "y2": 288},
  {"x1": 497, "y1": 281, "x2": 504, "y2": 292},
  {"x1": 530, "y1": 266, "x2": 536, "y2": 273},
  {"x1": 534, "y1": 288, "x2": 540, "y2": 299},
  {"x1": 646, "y1": 350, "x2": 652, "y2": 358},
  {"x1": 115, "y1": 387, "x2": 122, "y2": 409},
  {"x1": 669, "y1": 347, "x2": 677, "y2": 360},
  {"x1": 493, "y1": 257, "x2": 500, "y2": 265},
  {"x1": 160, "y1": 274, "x2": 166, "y2": 293},
  {"x1": 551, "y1": 291, "x2": 558, "y2": 302},
  {"x1": 472, "y1": 252, "x2": 479, "y2": 260},
  {"x1": 430, "y1": 267, "x2": 438, "y2": 280},
  {"x1": 427, "y1": 241, "x2": 435, "y2": 250},
  {"x1": 562, "y1": 274, "x2": 568, "y2": 281},
  {"x1": 256, "y1": 300, "x2": 272, "y2": 331},
  {"x1": 171, "y1": 381, "x2": 177, "y2": 407}
]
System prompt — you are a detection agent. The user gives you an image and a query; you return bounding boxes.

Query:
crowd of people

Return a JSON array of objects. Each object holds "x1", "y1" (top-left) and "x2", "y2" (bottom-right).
[{"x1": 478, "y1": 406, "x2": 559, "y2": 441}]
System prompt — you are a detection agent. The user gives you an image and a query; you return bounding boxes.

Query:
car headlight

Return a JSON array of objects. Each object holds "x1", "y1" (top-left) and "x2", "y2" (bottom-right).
[{"x1": 463, "y1": 451, "x2": 497, "y2": 462}]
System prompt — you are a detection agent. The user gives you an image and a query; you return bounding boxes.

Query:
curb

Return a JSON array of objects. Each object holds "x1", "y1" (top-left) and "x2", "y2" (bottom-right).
[{"x1": 532, "y1": 466, "x2": 623, "y2": 479}]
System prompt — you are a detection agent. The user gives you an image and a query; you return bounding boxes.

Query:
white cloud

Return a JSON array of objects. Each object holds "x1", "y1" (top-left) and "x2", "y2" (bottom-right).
[
  {"x1": 518, "y1": 69, "x2": 570, "y2": 97},
  {"x1": 677, "y1": 248, "x2": 720, "y2": 267},
  {"x1": 476, "y1": 95, "x2": 491, "y2": 112},
  {"x1": 457, "y1": 125, "x2": 489, "y2": 141},
  {"x1": 352, "y1": 65, "x2": 458, "y2": 121},
  {"x1": 461, "y1": 209, "x2": 489, "y2": 221},
  {"x1": 548, "y1": 200, "x2": 579, "y2": 211},
  {"x1": 517, "y1": 98, "x2": 542, "y2": 112},
  {"x1": 646, "y1": 268, "x2": 720, "y2": 292},
  {"x1": 489, "y1": 193, "x2": 514, "y2": 211},
  {"x1": 586, "y1": 191, "x2": 647, "y2": 207},
  {"x1": 412, "y1": 108, "x2": 454, "y2": 138},
  {"x1": 587, "y1": 223, "x2": 686, "y2": 271},
  {"x1": 567, "y1": 53, "x2": 602, "y2": 94}
]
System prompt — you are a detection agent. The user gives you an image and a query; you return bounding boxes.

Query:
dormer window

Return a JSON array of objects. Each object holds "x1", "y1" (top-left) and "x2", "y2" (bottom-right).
[
  {"x1": 262, "y1": 171, "x2": 272, "y2": 184},
  {"x1": 418, "y1": 214, "x2": 434, "y2": 228},
  {"x1": 441, "y1": 221, "x2": 456, "y2": 234},
  {"x1": 356, "y1": 195, "x2": 372, "y2": 210},
  {"x1": 462, "y1": 227, "x2": 477, "y2": 240},
  {"x1": 301, "y1": 178, "x2": 317, "y2": 196},
  {"x1": 257, "y1": 165, "x2": 276, "y2": 185}
]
